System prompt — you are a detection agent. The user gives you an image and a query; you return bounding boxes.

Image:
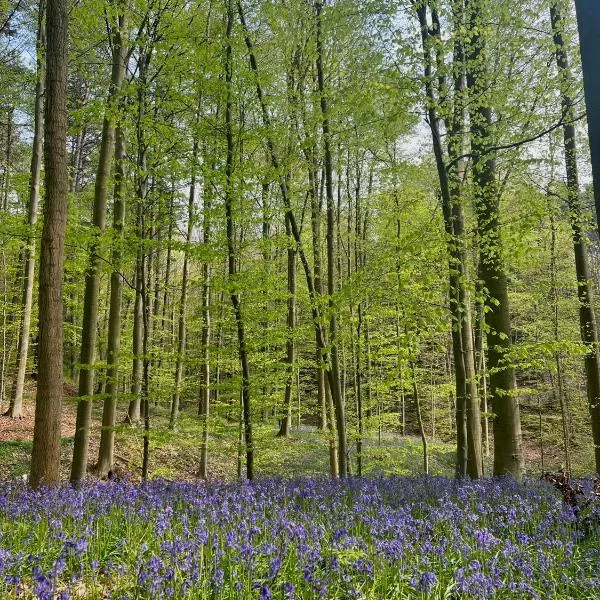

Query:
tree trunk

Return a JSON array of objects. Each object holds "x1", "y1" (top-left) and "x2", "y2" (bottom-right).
[
  {"x1": 551, "y1": 1, "x2": 600, "y2": 473},
  {"x1": 465, "y1": 0, "x2": 524, "y2": 479},
  {"x1": 278, "y1": 215, "x2": 297, "y2": 437},
  {"x1": 140, "y1": 235, "x2": 151, "y2": 481},
  {"x1": 309, "y1": 166, "x2": 327, "y2": 432},
  {"x1": 29, "y1": 0, "x2": 68, "y2": 488},
  {"x1": 8, "y1": 0, "x2": 46, "y2": 419},
  {"x1": 198, "y1": 182, "x2": 212, "y2": 478},
  {"x1": 128, "y1": 262, "x2": 143, "y2": 424},
  {"x1": 70, "y1": 8, "x2": 126, "y2": 484},
  {"x1": 170, "y1": 140, "x2": 198, "y2": 429},
  {"x1": 236, "y1": 0, "x2": 338, "y2": 475},
  {"x1": 411, "y1": 361, "x2": 429, "y2": 475},
  {"x1": 573, "y1": 0, "x2": 600, "y2": 238},
  {"x1": 415, "y1": 0, "x2": 482, "y2": 478},
  {"x1": 96, "y1": 124, "x2": 126, "y2": 477},
  {"x1": 225, "y1": 0, "x2": 253, "y2": 480},
  {"x1": 315, "y1": 0, "x2": 347, "y2": 477}
]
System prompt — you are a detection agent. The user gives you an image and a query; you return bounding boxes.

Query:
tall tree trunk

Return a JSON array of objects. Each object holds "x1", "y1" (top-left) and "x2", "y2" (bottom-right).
[
  {"x1": 8, "y1": 0, "x2": 46, "y2": 419},
  {"x1": 170, "y1": 141, "x2": 198, "y2": 429},
  {"x1": 128, "y1": 261, "x2": 143, "y2": 424},
  {"x1": 225, "y1": 0, "x2": 253, "y2": 480},
  {"x1": 96, "y1": 125, "x2": 126, "y2": 477},
  {"x1": 0, "y1": 107, "x2": 14, "y2": 406},
  {"x1": 70, "y1": 7, "x2": 127, "y2": 484},
  {"x1": 140, "y1": 226, "x2": 151, "y2": 481},
  {"x1": 549, "y1": 207, "x2": 571, "y2": 473},
  {"x1": 277, "y1": 215, "x2": 297, "y2": 437},
  {"x1": 415, "y1": 0, "x2": 482, "y2": 478},
  {"x1": 29, "y1": 0, "x2": 68, "y2": 488},
  {"x1": 308, "y1": 165, "x2": 327, "y2": 432},
  {"x1": 315, "y1": 0, "x2": 347, "y2": 476},
  {"x1": 551, "y1": 1, "x2": 600, "y2": 473},
  {"x1": 236, "y1": 0, "x2": 338, "y2": 475},
  {"x1": 198, "y1": 167, "x2": 212, "y2": 479},
  {"x1": 573, "y1": 0, "x2": 600, "y2": 238},
  {"x1": 465, "y1": 0, "x2": 524, "y2": 479}
]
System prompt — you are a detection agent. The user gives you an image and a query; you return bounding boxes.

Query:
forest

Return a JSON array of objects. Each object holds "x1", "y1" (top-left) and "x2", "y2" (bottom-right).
[{"x1": 0, "y1": 0, "x2": 599, "y2": 597}]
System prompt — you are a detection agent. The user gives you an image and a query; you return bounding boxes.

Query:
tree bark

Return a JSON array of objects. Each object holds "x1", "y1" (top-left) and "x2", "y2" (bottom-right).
[
  {"x1": 29, "y1": 0, "x2": 68, "y2": 488},
  {"x1": 170, "y1": 139, "x2": 198, "y2": 429},
  {"x1": 198, "y1": 162, "x2": 212, "y2": 479},
  {"x1": 551, "y1": 1, "x2": 600, "y2": 473},
  {"x1": 415, "y1": 0, "x2": 482, "y2": 478},
  {"x1": 70, "y1": 6, "x2": 127, "y2": 484},
  {"x1": 96, "y1": 124, "x2": 126, "y2": 477},
  {"x1": 315, "y1": 0, "x2": 347, "y2": 477},
  {"x1": 8, "y1": 0, "x2": 46, "y2": 419},
  {"x1": 465, "y1": 0, "x2": 524, "y2": 479},
  {"x1": 573, "y1": 0, "x2": 600, "y2": 238},
  {"x1": 225, "y1": 0, "x2": 253, "y2": 480},
  {"x1": 277, "y1": 215, "x2": 297, "y2": 437}
]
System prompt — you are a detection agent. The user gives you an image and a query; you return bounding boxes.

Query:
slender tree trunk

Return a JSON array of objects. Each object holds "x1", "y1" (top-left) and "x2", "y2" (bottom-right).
[
  {"x1": 70, "y1": 9, "x2": 126, "y2": 483},
  {"x1": 225, "y1": 0, "x2": 253, "y2": 480},
  {"x1": 411, "y1": 361, "x2": 429, "y2": 475},
  {"x1": 309, "y1": 166, "x2": 327, "y2": 432},
  {"x1": 140, "y1": 233, "x2": 151, "y2": 481},
  {"x1": 128, "y1": 262, "x2": 143, "y2": 424},
  {"x1": 198, "y1": 153, "x2": 213, "y2": 478},
  {"x1": 315, "y1": 0, "x2": 347, "y2": 476},
  {"x1": 8, "y1": 0, "x2": 46, "y2": 419},
  {"x1": 2, "y1": 106, "x2": 13, "y2": 210},
  {"x1": 96, "y1": 125, "x2": 126, "y2": 477},
  {"x1": 465, "y1": 0, "x2": 524, "y2": 479},
  {"x1": 278, "y1": 215, "x2": 296, "y2": 437},
  {"x1": 549, "y1": 207, "x2": 571, "y2": 472},
  {"x1": 170, "y1": 140, "x2": 198, "y2": 429},
  {"x1": 237, "y1": 0, "x2": 338, "y2": 474},
  {"x1": 415, "y1": 0, "x2": 482, "y2": 478},
  {"x1": 29, "y1": 0, "x2": 68, "y2": 488},
  {"x1": 551, "y1": 1, "x2": 600, "y2": 473},
  {"x1": 127, "y1": 50, "x2": 152, "y2": 428}
]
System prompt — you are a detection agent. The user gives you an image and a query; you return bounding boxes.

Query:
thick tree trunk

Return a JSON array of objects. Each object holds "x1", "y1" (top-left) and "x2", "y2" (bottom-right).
[
  {"x1": 8, "y1": 0, "x2": 46, "y2": 419},
  {"x1": 573, "y1": 0, "x2": 600, "y2": 237},
  {"x1": 29, "y1": 0, "x2": 68, "y2": 488},
  {"x1": 551, "y1": 2, "x2": 600, "y2": 473},
  {"x1": 70, "y1": 9, "x2": 126, "y2": 483},
  {"x1": 96, "y1": 125, "x2": 126, "y2": 477},
  {"x1": 465, "y1": 0, "x2": 524, "y2": 479}
]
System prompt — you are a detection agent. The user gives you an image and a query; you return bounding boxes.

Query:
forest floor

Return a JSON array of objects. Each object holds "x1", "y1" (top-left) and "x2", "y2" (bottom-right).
[{"x1": 0, "y1": 375, "x2": 595, "y2": 481}]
